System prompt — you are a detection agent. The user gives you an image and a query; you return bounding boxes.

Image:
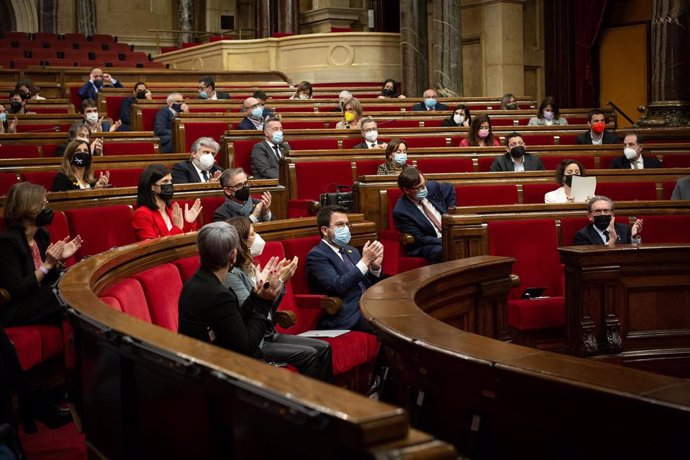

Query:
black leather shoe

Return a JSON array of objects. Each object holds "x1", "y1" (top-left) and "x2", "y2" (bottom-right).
[{"x1": 33, "y1": 402, "x2": 72, "y2": 430}]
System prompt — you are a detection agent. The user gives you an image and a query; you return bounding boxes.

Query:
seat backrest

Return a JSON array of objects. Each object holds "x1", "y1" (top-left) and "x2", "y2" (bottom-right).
[
  {"x1": 404, "y1": 137, "x2": 448, "y2": 148},
  {"x1": 20, "y1": 171, "x2": 56, "y2": 190},
  {"x1": 477, "y1": 157, "x2": 494, "y2": 172},
  {"x1": 105, "y1": 142, "x2": 156, "y2": 156},
  {"x1": 132, "y1": 263, "x2": 183, "y2": 331},
  {"x1": 386, "y1": 188, "x2": 404, "y2": 229},
  {"x1": 638, "y1": 215, "x2": 690, "y2": 243},
  {"x1": 0, "y1": 173, "x2": 21, "y2": 196},
  {"x1": 559, "y1": 217, "x2": 591, "y2": 247},
  {"x1": 455, "y1": 184, "x2": 518, "y2": 206},
  {"x1": 355, "y1": 159, "x2": 381, "y2": 176},
  {"x1": 288, "y1": 138, "x2": 339, "y2": 151},
  {"x1": 199, "y1": 196, "x2": 226, "y2": 225},
  {"x1": 663, "y1": 180, "x2": 677, "y2": 200},
  {"x1": 103, "y1": 168, "x2": 144, "y2": 188},
  {"x1": 540, "y1": 156, "x2": 596, "y2": 171},
  {"x1": 416, "y1": 157, "x2": 473, "y2": 173},
  {"x1": 595, "y1": 181, "x2": 658, "y2": 201},
  {"x1": 101, "y1": 278, "x2": 152, "y2": 322},
  {"x1": 282, "y1": 236, "x2": 322, "y2": 295},
  {"x1": 64, "y1": 205, "x2": 136, "y2": 260},
  {"x1": 661, "y1": 154, "x2": 690, "y2": 168},
  {"x1": 522, "y1": 183, "x2": 558, "y2": 204},
  {"x1": 173, "y1": 256, "x2": 200, "y2": 282},
  {"x1": 231, "y1": 139, "x2": 262, "y2": 172},
  {"x1": 294, "y1": 161, "x2": 353, "y2": 200},
  {"x1": 180, "y1": 122, "x2": 227, "y2": 153},
  {"x1": 0, "y1": 144, "x2": 41, "y2": 158},
  {"x1": 488, "y1": 219, "x2": 562, "y2": 298}
]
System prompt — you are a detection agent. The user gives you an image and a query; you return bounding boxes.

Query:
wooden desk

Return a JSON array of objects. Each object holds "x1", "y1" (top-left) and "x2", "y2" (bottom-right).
[{"x1": 560, "y1": 244, "x2": 690, "y2": 375}]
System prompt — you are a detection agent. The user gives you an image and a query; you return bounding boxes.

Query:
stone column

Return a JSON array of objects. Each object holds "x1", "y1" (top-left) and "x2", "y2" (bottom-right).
[
  {"x1": 432, "y1": 0, "x2": 462, "y2": 96},
  {"x1": 277, "y1": 0, "x2": 300, "y2": 34},
  {"x1": 40, "y1": 0, "x2": 59, "y2": 33},
  {"x1": 400, "y1": 0, "x2": 429, "y2": 98},
  {"x1": 481, "y1": 0, "x2": 524, "y2": 97},
  {"x1": 75, "y1": 0, "x2": 96, "y2": 36},
  {"x1": 178, "y1": 0, "x2": 193, "y2": 44},
  {"x1": 637, "y1": 0, "x2": 690, "y2": 126},
  {"x1": 257, "y1": 0, "x2": 272, "y2": 38}
]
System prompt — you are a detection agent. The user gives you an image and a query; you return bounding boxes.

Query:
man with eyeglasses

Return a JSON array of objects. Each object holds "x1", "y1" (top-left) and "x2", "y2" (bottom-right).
[
  {"x1": 353, "y1": 118, "x2": 387, "y2": 149},
  {"x1": 574, "y1": 196, "x2": 643, "y2": 246},
  {"x1": 490, "y1": 132, "x2": 545, "y2": 172},
  {"x1": 213, "y1": 167, "x2": 273, "y2": 222},
  {"x1": 196, "y1": 76, "x2": 230, "y2": 100},
  {"x1": 306, "y1": 205, "x2": 384, "y2": 333},
  {"x1": 154, "y1": 92, "x2": 188, "y2": 153},
  {"x1": 393, "y1": 167, "x2": 456, "y2": 263},
  {"x1": 237, "y1": 97, "x2": 273, "y2": 130}
]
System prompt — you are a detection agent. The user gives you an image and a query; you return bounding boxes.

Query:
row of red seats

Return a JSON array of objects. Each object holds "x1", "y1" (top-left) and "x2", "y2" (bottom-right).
[
  {"x1": 0, "y1": 141, "x2": 156, "y2": 158},
  {"x1": 1, "y1": 31, "x2": 117, "y2": 43},
  {"x1": 0, "y1": 168, "x2": 145, "y2": 195}
]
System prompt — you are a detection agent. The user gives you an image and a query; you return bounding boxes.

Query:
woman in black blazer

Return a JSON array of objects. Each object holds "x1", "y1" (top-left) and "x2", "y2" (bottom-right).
[{"x1": 52, "y1": 139, "x2": 110, "y2": 192}]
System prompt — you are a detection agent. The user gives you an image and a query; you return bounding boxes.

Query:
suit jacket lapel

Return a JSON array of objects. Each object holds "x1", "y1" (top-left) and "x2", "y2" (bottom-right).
[{"x1": 403, "y1": 195, "x2": 436, "y2": 234}]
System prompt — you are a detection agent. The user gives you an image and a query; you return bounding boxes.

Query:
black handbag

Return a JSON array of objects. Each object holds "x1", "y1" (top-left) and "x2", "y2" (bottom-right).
[{"x1": 319, "y1": 185, "x2": 354, "y2": 212}]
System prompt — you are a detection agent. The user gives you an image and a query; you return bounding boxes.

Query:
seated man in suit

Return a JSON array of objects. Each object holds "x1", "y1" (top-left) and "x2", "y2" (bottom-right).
[
  {"x1": 393, "y1": 167, "x2": 456, "y2": 263},
  {"x1": 154, "y1": 93, "x2": 188, "y2": 153},
  {"x1": 576, "y1": 109, "x2": 620, "y2": 145},
  {"x1": 118, "y1": 82, "x2": 151, "y2": 131},
  {"x1": 213, "y1": 167, "x2": 274, "y2": 222},
  {"x1": 574, "y1": 196, "x2": 643, "y2": 246},
  {"x1": 172, "y1": 136, "x2": 223, "y2": 184},
  {"x1": 77, "y1": 67, "x2": 123, "y2": 101},
  {"x1": 306, "y1": 205, "x2": 384, "y2": 333},
  {"x1": 411, "y1": 89, "x2": 449, "y2": 112},
  {"x1": 671, "y1": 176, "x2": 690, "y2": 200},
  {"x1": 250, "y1": 117, "x2": 290, "y2": 179},
  {"x1": 611, "y1": 133, "x2": 661, "y2": 169},
  {"x1": 197, "y1": 76, "x2": 230, "y2": 100},
  {"x1": 237, "y1": 97, "x2": 273, "y2": 130},
  {"x1": 490, "y1": 132, "x2": 545, "y2": 172},
  {"x1": 352, "y1": 117, "x2": 388, "y2": 149}
]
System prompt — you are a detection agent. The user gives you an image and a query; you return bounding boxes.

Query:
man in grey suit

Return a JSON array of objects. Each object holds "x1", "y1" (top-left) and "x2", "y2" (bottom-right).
[
  {"x1": 672, "y1": 176, "x2": 690, "y2": 200},
  {"x1": 213, "y1": 167, "x2": 274, "y2": 222},
  {"x1": 489, "y1": 132, "x2": 545, "y2": 172},
  {"x1": 250, "y1": 117, "x2": 290, "y2": 179}
]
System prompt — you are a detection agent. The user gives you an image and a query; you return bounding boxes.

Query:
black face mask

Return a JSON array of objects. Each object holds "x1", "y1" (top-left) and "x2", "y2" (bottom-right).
[
  {"x1": 564, "y1": 174, "x2": 574, "y2": 187},
  {"x1": 506, "y1": 102, "x2": 518, "y2": 110},
  {"x1": 10, "y1": 101, "x2": 23, "y2": 113},
  {"x1": 20, "y1": 92, "x2": 31, "y2": 100},
  {"x1": 593, "y1": 214, "x2": 612, "y2": 231},
  {"x1": 234, "y1": 185, "x2": 250, "y2": 202},
  {"x1": 510, "y1": 146, "x2": 525, "y2": 159},
  {"x1": 136, "y1": 91, "x2": 148, "y2": 99},
  {"x1": 382, "y1": 88, "x2": 395, "y2": 97},
  {"x1": 71, "y1": 151, "x2": 92, "y2": 167},
  {"x1": 93, "y1": 79, "x2": 103, "y2": 88},
  {"x1": 157, "y1": 183, "x2": 174, "y2": 201},
  {"x1": 35, "y1": 208, "x2": 54, "y2": 227}
]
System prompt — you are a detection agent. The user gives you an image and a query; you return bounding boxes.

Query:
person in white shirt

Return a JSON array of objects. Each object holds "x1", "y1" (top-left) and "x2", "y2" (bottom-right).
[
  {"x1": 610, "y1": 133, "x2": 662, "y2": 169},
  {"x1": 353, "y1": 117, "x2": 387, "y2": 149},
  {"x1": 545, "y1": 159, "x2": 587, "y2": 203}
]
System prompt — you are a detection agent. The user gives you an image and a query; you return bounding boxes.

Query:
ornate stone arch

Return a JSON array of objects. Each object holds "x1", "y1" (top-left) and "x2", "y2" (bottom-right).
[{"x1": 7, "y1": 0, "x2": 39, "y2": 32}]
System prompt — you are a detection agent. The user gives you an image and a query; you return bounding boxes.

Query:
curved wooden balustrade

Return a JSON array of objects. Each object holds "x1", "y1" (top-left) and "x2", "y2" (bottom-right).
[
  {"x1": 57, "y1": 229, "x2": 455, "y2": 459},
  {"x1": 360, "y1": 257, "x2": 690, "y2": 458}
]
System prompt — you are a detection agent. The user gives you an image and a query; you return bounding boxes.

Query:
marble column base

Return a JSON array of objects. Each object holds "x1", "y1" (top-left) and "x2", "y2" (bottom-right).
[{"x1": 635, "y1": 101, "x2": 690, "y2": 127}]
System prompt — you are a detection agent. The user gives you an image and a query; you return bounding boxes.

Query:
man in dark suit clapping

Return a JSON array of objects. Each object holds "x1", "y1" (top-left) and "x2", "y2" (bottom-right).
[
  {"x1": 574, "y1": 196, "x2": 643, "y2": 246},
  {"x1": 171, "y1": 137, "x2": 223, "y2": 184}
]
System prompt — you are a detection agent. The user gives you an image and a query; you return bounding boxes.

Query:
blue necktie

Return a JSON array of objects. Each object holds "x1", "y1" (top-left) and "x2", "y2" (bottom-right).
[{"x1": 340, "y1": 248, "x2": 366, "y2": 292}]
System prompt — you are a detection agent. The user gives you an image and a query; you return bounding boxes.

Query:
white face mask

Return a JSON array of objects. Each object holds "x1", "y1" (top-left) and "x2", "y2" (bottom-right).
[
  {"x1": 364, "y1": 130, "x2": 378, "y2": 143},
  {"x1": 85, "y1": 112, "x2": 99, "y2": 124},
  {"x1": 624, "y1": 147, "x2": 638, "y2": 160},
  {"x1": 453, "y1": 114, "x2": 464, "y2": 125},
  {"x1": 298, "y1": 93, "x2": 309, "y2": 100},
  {"x1": 197, "y1": 152, "x2": 215, "y2": 171},
  {"x1": 250, "y1": 233, "x2": 266, "y2": 257}
]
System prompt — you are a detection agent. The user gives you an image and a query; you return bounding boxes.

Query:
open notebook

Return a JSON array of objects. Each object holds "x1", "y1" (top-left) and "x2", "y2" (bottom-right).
[{"x1": 298, "y1": 330, "x2": 349, "y2": 338}]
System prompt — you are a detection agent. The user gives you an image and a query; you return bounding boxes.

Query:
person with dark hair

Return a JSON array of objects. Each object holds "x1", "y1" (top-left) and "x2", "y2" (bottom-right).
[
  {"x1": 500, "y1": 93, "x2": 518, "y2": 110},
  {"x1": 377, "y1": 138, "x2": 409, "y2": 175},
  {"x1": 197, "y1": 76, "x2": 230, "y2": 100},
  {"x1": 171, "y1": 136, "x2": 223, "y2": 183},
  {"x1": 178, "y1": 221, "x2": 286, "y2": 358},
  {"x1": 411, "y1": 89, "x2": 449, "y2": 111},
  {"x1": 77, "y1": 67, "x2": 123, "y2": 101},
  {"x1": 252, "y1": 90, "x2": 267, "y2": 104},
  {"x1": 489, "y1": 132, "x2": 545, "y2": 172},
  {"x1": 80, "y1": 98, "x2": 120, "y2": 133},
  {"x1": 442, "y1": 104, "x2": 471, "y2": 127},
  {"x1": 118, "y1": 81, "x2": 151, "y2": 131},
  {"x1": 15, "y1": 79, "x2": 45, "y2": 100},
  {"x1": 574, "y1": 196, "x2": 643, "y2": 246},
  {"x1": 213, "y1": 168, "x2": 273, "y2": 222},
  {"x1": 306, "y1": 205, "x2": 384, "y2": 333},
  {"x1": 0, "y1": 104, "x2": 17, "y2": 134},
  {"x1": 250, "y1": 117, "x2": 290, "y2": 179},
  {"x1": 611, "y1": 133, "x2": 661, "y2": 169},
  {"x1": 392, "y1": 168, "x2": 455, "y2": 264},
  {"x1": 353, "y1": 117, "x2": 387, "y2": 149},
  {"x1": 131, "y1": 164, "x2": 202, "y2": 240},
  {"x1": 378, "y1": 79, "x2": 406, "y2": 99},
  {"x1": 545, "y1": 159, "x2": 587, "y2": 203},
  {"x1": 54, "y1": 122, "x2": 101, "y2": 157},
  {"x1": 52, "y1": 139, "x2": 110, "y2": 191},
  {"x1": 576, "y1": 109, "x2": 620, "y2": 145},
  {"x1": 290, "y1": 81, "x2": 313, "y2": 100},
  {"x1": 528, "y1": 96, "x2": 568, "y2": 126},
  {"x1": 223, "y1": 217, "x2": 332, "y2": 381},
  {"x1": 460, "y1": 114, "x2": 501, "y2": 147},
  {"x1": 8, "y1": 91, "x2": 31, "y2": 115}
]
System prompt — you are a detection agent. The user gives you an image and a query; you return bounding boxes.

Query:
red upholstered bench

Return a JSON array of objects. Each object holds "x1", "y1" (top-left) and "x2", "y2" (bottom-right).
[
  {"x1": 230, "y1": 139, "x2": 262, "y2": 172},
  {"x1": 178, "y1": 121, "x2": 229, "y2": 153},
  {"x1": 488, "y1": 219, "x2": 565, "y2": 346},
  {"x1": 6, "y1": 325, "x2": 64, "y2": 371},
  {"x1": 540, "y1": 155, "x2": 595, "y2": 170},
  {"x1": 0, "y1": 172, "x2": 21, "y2": 195},
  {"x1": 663, "y1": 180, "x2": 677, "y2": 199},
  {"x1": 404, "y1": 137, "x2": 449, "y2": 148},
  {"x1": 381, "y1": 188, "x2": 429, "y2": 275},
  {"x1": 289, "y1": 161, "x2": 353, "y2": 218},
  {"x1": 288, "y1": 138, "x2": 339, "y2": 151},
  {"x1": 416, "y1": 157, "x2": 473, "y2": 173},
  {"x1": 105, "y1": 141, "x2": 156, "y2": 156},
  {"x1": 103, "y1": 168, "x2": 144, "y2": 187},
  {"x1": 21, "y1": 171, "x2": 57, "y2": 190},
  {"x1": 0, "y1": 144, "x2": 41, "y2": 158},
  {"x1": 64, "y1": 205, "x2": 136, "y2": 260},
  {"x1": 355, "y1": 159, "x2": 382, "y2": 176},
  {"x1": 661, "y1": 154, "x2": 690, "y2": 168},
  {"x1": 477, "y1": 157, "x2": 494, "y2": 172},
  {"x1": 595, "y1": 181, "x2": 658, "y2": 201},
  {"x1": 455, "y1": 184, "x2": 518, "y2": 206},
  {"x1": 523, "y1": 183, "x2": 556, "y2": 204},
  {"x1": 639, "y1": 215, "x2": 690, "y2": 243}
]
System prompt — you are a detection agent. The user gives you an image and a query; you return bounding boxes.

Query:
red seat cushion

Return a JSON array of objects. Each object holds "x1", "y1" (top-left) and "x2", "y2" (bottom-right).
[
  {"x1": 6, "y1": 325, "x2": 64, "y2": 371},
  {"x1": 200, "y1": 196, "x2": 225, "y2": 225},
  {"x1": 289, "y1": 139, "x2": 339, "y2": 150},
  {"x1": 282, "y1": 236, "x2": 322, "y2": 295},
  {"x1": 508, "y1": 297, "x2": 565, "y2": 330},
  {"x1": 522, "y1": 183, "x2": 558, "y2": 204},
  {"x1": 0, "y1": 173, "x2": 21, "y2": 195},
  {"x1": 106, "y1": 142, "x2": 156, "y2": 155},
  {"x1": 101, "y1": 278, "x2": 152, "y2": 322},
  {"x1": 173, "y1": 256, "x2": 200, "y2": 282},
  {"x1": 560, "y1": 217, "x2": 591, "y2": 247},
  {"x1": 416, "y1": 157, "x2": 473, "y2": 173},
  {"x1": 661, "y1": 154, "x2": 690, "y2": 168},
  {"x1": 404, "y1": 137, "x2": 448, "y2": 148},
  {"x1": 132, "y1": 264, "x2": 183, "y2": 331},
  {"x1": 321, "y1": 332, "x2": 379, "y2": 375},
  {"x1": 20, "y1": 171, "x2": 56, "y2": 190},
  {"x1": 355, "y1": 159, "x2": 382, "y2": 176},
  {"x1": 595, "y1": 182, "x2": 658, "y2": 201},
  {"x1": 64, "y1": 205, "x2": 136, "y2": 260},
  {"x1": 455, "y1": 184, "x2": 518, "y2": 206},
  {"x1": 0, "y1": 145, "x2": 41, "y2": 158},
  {"x1": 103, "y1": 168, "x2": 144, "y2": 188},
  {"x1": 638, "y1": 215, "x2": 690, "y2": 243},
  {"x1": 231, "y1": 139, "x2": 262, "y2": 172},
  {"x1": 294, "y1": 161, "x2": 353, "y2": 200}
]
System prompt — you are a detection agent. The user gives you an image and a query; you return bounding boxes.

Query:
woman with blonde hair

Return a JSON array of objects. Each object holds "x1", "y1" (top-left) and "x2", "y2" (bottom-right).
[{"x1": 336, "y1": 97, "x2": 364, "y2": 129}]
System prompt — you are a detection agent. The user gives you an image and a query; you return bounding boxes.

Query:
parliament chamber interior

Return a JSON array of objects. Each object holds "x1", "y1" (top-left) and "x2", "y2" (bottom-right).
[{"x1": 1, "y1": 1, "x2": 689, "y2": 459}]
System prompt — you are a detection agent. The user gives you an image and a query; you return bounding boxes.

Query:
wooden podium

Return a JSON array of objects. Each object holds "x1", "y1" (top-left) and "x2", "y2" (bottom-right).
[{"x1": 559, "y1": 243, "x2": 690, "y2": 376}]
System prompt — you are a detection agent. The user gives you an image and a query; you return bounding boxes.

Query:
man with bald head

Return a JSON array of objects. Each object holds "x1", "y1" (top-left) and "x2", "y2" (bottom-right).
[
  {"x1": 78, "y1": 67, "x2": 123, "y2": 101},
  {"x1": 237, "y1": 97, "x2": 273, "y2": 130}
]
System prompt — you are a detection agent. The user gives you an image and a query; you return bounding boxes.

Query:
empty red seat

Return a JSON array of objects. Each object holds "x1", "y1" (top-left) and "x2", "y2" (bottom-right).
[
  {"x1": 477, "y1": 157, "x2": 495, "y2": 172},
  {"x1": 355, "y1": 159, "x2": 382, "y2": 176},
  {"x1": 173, "y1": 256, "x2": 201, "y2": 282},
  {"x1": 416, "y1": 157, "x2": 473, "y2": 173},
  {"x1": 179, "y1": 121, "x2": 228, "y2": 153},
  {"x1": 522, "y1": 183, "x2": 559, "y2": 204},
  {"x1": 595, "y1": 181, "x2": 658, "y2": 201},
  {"x1": 0, "y1": 144, "x2": 41, "y2": 158},
  {"x1": 104, "y1": 168, "x2": 144, "y2": 187},
  {"x1": 21, "y1": 171, "x2": 56, "y2": 190},
  {"x1": 559, "y1": 217, "x2": 591, "y2": 247},
  {"x1": 638, "y1": 215, "x2": 690, "y2": 243},
  {"x1": 290, "y1": 161, "x2": 353, "y2": 218},
  {"x1": 663, "y1": 180, "x2": 677, "y2": 200},
  {"x1": 288, "y1": 139, "x2": 339, "y2": 151},
  {"x1": 100, "y1": 278, "x2": 152, "y2": 323},
  {"x1": 64, "y1": 205, "x2": 136, "y2": 260},
  {"x1": 199, "y1": 196, "x2": 225, "y2": 225},
  {"x1": 132, "y1": 264, "x2": 183, "y2": 331},
  {"x1": 6, "y1": 325, "x2": 63, "y2": 371},
  {"x1": 105, "y1": 142, "x2": 156, "y2": 155},
  {"x1": 404, "y1": 137, "x2": 449, "y2": 148},
  {"x1": 0, "y1": 173, "x2": 21, "y2": 195},
  {"x1": 540, "y1": 155, "x2": 595, "y2": 170},
  {"x1": 455, "y1": 184, "x2": 518, "y2": 206},
  {"x1": 661, "y1": 154, "x2": 690, "y2": 168}
]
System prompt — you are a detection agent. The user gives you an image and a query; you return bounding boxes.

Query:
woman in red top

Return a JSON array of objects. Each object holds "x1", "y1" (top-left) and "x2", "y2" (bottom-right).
[
  {"x1": 459, "y1": 114, "x2": 501, "y2": 147},
  {"x1": 132, "y1": 164, "x2": 202, "y2": 241}
]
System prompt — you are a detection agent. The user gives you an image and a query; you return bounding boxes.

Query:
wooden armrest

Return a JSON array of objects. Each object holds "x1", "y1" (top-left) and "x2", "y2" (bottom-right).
[
  {"x1": 0, "y1": 288, "x2": 10, "y2": 309},
  {"x1": 399, "y1": 232, "x2": 416, "y2": 246},
  {"x1": 309, "y1": 201, "x2": 322, "y2": 214},
  {"x1": 320, "y1": 296, "x2": 342, "y2": 315},
  {"x1": 273, "y1": 310, "x2": 297, "y2": 329},
  {"x1": 510, "y1": 274, "x2": 521, "y2": 288},
  {"x1": 294, "y1": 294, "x2": 343, "y2": 316}
]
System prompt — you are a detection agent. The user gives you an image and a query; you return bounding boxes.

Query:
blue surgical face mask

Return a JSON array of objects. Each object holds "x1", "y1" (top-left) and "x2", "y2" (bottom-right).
[
  {"x1": 424, "y1": 98, "x2": 437, "y2": 109},
  {"x1": 271, "y1": 130, "x2": 284, "y2": 144},
  {"x1": 416, "y1": 187, "x2": 428, "y2": 200},
  {"x1": 394, "y1": 152, "x2": 407, "y2": 165},
  {"x1": 332, "y1": 225, "x2": 351, "y2": 247},
  {"x1": 251, "y1": 106, "x2": 264, "y2": 119},
  {"x1": 199, "y1": 91, "x2": 208, "y2": 99},
  {"x1": 0, "y1": 113, "x2": 6, "y2": 123}
]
